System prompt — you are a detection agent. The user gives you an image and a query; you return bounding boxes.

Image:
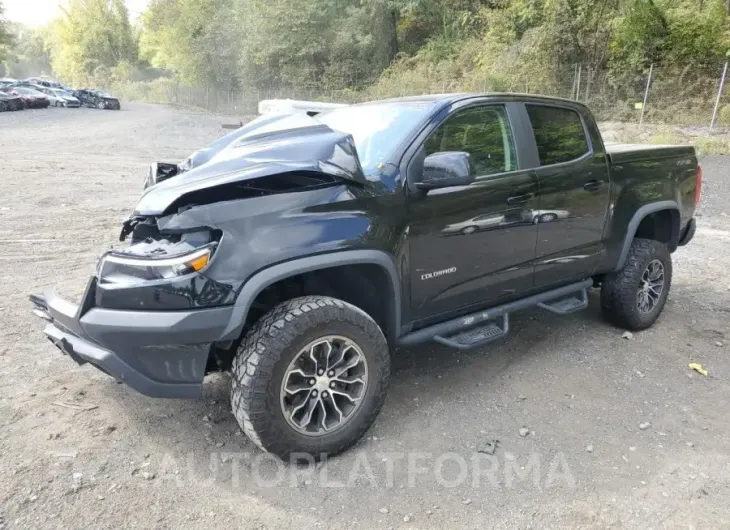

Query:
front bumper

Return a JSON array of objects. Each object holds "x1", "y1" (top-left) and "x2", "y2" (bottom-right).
[
  {"x1": 31, "y1": 277, "x2": 234, "y2": 398},
  {"x1": 678, "y1": 218, "x2": 696, "y2": 246}
]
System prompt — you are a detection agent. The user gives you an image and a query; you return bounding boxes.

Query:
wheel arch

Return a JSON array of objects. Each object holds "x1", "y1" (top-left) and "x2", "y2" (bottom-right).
[
  {"x1": 220, "y1": 250, "x2": 402, "y2": 342},
  {"x1": 614, "y1": 201, "x2": 680, "y2": 271}
]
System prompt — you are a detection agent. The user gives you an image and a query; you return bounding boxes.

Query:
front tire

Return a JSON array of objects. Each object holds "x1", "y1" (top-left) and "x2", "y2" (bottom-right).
[
  {"x1": 231, "y1": 296, "x2": 390, "y2": 460},
  {"x1": 600, "y1": 238, "x2": 672, "y2": 331}
]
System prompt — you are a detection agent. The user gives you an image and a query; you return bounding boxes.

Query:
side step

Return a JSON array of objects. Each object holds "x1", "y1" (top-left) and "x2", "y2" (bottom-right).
[
  {"x1": 537, "y1": 289, "x2": 588, "y2": 315},
  {"x1": 434, "y1": 315, "x2": 509, "y2": 350},
  {"x1": 397, "y1": 280, "x2": 592, "y2": 351}
]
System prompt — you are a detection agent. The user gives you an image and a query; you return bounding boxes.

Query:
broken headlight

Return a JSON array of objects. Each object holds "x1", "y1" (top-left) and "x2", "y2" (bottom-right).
[{"x1": 98, "y1": 244, "x2": 215, "y2": 284}]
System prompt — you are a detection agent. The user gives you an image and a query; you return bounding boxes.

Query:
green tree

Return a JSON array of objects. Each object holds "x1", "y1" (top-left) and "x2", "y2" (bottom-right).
[
  {"x1": 48, "y1": 0, "x2": 138, "y2": 85},
  {"x1": 0, "y1": 1, "x2": 14, "y2": 67},
  {"x1": 4, "y1": 24, "x2": 53, "y2": 78},
  {"x1": 141, "y1": 0, "x2": 241, "y2": 87}
]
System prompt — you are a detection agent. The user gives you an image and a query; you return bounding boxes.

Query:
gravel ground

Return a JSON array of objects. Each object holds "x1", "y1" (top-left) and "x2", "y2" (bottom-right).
[{"x1": 1, "y1": 103, "x2": 729, "y2": 529}]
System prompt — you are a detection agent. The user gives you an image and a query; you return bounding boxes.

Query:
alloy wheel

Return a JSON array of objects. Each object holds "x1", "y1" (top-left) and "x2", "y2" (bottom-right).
[
  {"x1": 280, "y1": 336, "x2": 368, "y2": 436},
  {"x1": 637, "y1": 259, "x2": 664, "y2": 313}
]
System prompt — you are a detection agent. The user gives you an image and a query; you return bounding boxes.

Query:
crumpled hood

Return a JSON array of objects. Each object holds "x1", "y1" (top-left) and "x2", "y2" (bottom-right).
[{"x1": 134, "y1": 113, "x2": 366, "y2": 216}]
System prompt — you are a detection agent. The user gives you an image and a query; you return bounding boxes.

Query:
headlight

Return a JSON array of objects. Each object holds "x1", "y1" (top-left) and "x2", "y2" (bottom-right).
[{"x1": 98, "y1": 245, "x2": 214, "y2": 284}]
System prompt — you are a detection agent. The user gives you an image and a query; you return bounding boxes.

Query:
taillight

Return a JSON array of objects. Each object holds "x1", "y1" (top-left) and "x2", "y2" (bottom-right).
[{"x1": 695, "y1": 166, "x2": 702, "y2": 206}]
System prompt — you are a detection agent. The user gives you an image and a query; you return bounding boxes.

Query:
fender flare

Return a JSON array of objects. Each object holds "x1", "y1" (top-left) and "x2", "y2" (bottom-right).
[
  {"x1": 614, "y1": 200, "x2": 679, "y2": 271},
  {"x1": 220, "y1": 249, "x2": 401, "y2": 341}
]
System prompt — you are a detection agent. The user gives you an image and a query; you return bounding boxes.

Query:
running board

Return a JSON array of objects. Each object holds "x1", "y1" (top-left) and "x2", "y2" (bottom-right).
[
  {"x1": 537, "y1": 289, "x2": 588, "y2": 315},
  {"x1": 397, "y1": 280, "x2": 593, "y2": 351},
  {"x1": 434, "y1": 315, "x2": 509, "y2": 350}
]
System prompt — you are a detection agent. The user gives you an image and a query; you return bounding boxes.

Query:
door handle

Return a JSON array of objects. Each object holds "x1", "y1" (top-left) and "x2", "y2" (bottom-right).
[
  {"x1": 583, "y1": 180, "x2": 604, "y2": 191},
  {"x1": 506, "y1": 193, "x2": 533, "y2": 205}
]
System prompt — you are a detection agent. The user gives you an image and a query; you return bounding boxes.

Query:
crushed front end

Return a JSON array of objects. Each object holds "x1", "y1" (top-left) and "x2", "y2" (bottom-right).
[
  {"x1": 30, "y1": 111, "x2": 368, "y2": 399},
  {"x1": 30, "y1": 225, "x2": 237, "y2": 398}
]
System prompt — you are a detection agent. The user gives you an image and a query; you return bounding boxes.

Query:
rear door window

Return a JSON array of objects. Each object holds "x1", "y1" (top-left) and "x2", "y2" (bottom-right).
[{"x1": 526, "y1": 105, "x2": 589, "y2": 166}]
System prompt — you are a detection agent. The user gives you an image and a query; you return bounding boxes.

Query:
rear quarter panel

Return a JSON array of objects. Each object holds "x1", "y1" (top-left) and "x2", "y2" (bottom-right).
[{"x1": 600, "y1": 144, "x2": 697, "y2": 270}]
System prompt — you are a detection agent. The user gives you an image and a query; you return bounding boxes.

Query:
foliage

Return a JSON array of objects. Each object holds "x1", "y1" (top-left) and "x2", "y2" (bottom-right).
[
  {"x1": 0, "y1": 1, "x2": 13, "y2": 67},
  {"x1": 237, "y1": 0, "x2": 399, "y2": 89},
  {"x1": 719, "y1": 105, "x2": 730, "y2": 126},
  {"x1": 140, "y1": 0, "x2": 240, "y2": 87},
  {"x1": 2, "y1": 0, "x2": 729, "y2": 104},
  {"x1": 4, "y1": 23, "x2": 52, "y2": 78},
  {"x1": 46, "y1": 0, "x2": 138, "y2": 86}
]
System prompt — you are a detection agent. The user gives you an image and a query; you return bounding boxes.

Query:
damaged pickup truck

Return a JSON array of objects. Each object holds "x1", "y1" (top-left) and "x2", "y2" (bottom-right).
[{"x1": 32, "y1": 94, "x2": 700, "y2": 460}]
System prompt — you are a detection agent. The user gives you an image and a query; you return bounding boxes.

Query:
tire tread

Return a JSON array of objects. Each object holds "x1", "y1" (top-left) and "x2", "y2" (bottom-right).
[
  {"x1": 600, "y1": 238, "x2": 672, "y2": 331},
  {"x1": 230, "y1": 295, "x2": 390, "y2": 460}
]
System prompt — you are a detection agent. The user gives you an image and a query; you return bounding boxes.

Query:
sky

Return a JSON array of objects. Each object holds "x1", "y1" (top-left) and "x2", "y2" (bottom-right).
[{"x1": 3, "y1": 0, "x2": 150, "y2": 27}]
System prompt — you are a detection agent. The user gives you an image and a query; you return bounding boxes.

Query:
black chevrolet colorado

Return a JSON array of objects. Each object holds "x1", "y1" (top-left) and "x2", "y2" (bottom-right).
[{"x1": 32, "y1": 94, "x2": 700, "y2": 460}]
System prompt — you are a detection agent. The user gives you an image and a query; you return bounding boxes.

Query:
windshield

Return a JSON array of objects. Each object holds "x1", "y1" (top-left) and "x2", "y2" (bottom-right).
[{"x1": 316, "y1": 101, "x2": 436, "y2": 175}]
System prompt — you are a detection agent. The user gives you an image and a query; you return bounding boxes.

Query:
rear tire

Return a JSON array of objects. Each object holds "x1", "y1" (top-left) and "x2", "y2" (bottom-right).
[
  {"x1": 231, "y1": 296, "x2": 390, "y2": 461},
  {"x1": 600, "y1": 238, "x2": 672, "y2": 331}
]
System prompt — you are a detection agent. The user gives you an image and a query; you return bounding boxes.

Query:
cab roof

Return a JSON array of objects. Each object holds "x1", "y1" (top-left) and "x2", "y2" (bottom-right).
[{"x1": 351, "y1": 93, "x2": 587, "y2": 115}]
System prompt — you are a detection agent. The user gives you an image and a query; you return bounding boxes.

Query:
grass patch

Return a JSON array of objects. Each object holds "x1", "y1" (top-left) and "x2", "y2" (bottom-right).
[
  {"x1": 694, "y1": 136, "x2": 730, "y2": 155},
  {"x1": 647, "y1": 132, "x2": 689, "y2": 145},
  {"x1": 605, "y1": 125, "x2": 730, "y2": 155}
]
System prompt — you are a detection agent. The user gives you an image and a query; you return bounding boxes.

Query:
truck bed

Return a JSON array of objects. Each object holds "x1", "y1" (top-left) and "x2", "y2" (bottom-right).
[{"x1": 606, "y1": 143, "x2": 695, "y2": 164}]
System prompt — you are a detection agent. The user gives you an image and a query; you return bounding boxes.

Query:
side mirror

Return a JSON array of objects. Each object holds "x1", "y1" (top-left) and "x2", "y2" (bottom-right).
[{"x1": 417, "y1": 151, "x2": 475, "y2": 191}]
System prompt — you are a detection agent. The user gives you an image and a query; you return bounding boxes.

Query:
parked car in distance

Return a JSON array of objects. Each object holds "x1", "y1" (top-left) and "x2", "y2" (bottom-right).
[
  {"x1": 73, "y1": 89, "x2": 121, "y2": 110},
  {"x1": 31, "y1": 86, "x2": 65, "y2": 107},
  {"x1": 24, "y1": 77, "x2": 64, "y2": 89},
  {"x1": 35, "y1": 87, "x2": 80, "y2": 107},
  {"x1": 0, "y1": 92, "x2": 25, "y2": 111},
  {"x1": 8, "y1": 87, "x2": 50, "y2": 108}
]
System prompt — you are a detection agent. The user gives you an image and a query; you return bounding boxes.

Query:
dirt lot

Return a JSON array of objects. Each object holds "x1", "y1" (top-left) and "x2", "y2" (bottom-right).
[{"x1": 1, "y1": 104, "x2": 729, "y2": 529}]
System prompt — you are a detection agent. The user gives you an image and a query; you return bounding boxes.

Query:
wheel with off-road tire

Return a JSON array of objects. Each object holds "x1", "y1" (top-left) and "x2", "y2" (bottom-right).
[
  {"x1": 600, "y1": 238, "x2": 672, "y2": 331},
  {"x1": 230, "y1": 295, "x2": 390, "y2": 461}
]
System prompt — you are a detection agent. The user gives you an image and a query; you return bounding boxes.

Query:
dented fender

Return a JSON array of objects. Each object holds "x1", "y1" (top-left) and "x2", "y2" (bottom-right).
[{"x1": 159, "y1": 186, "x2": 374, "y2": 288}]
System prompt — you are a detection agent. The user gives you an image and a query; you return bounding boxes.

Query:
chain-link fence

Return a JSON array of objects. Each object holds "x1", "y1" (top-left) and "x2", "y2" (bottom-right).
[{"x1": 138, "y1": 62, "x2": 730, "y2": 127}]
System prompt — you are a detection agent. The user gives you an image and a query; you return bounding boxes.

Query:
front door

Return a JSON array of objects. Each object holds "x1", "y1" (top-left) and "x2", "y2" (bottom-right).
[
  {"x1": 407, "y1": 104, "x2": 539, "y2": 322},
  {"x1": 524, "y1": 104, "x2": 611, "y2": 287}
]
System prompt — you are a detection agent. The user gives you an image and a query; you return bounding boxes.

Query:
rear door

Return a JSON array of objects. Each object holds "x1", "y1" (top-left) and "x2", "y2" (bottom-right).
[
  {"x1": 406, "y1": 102, "x2": 539, "y2": 321},
  {"x1": 523, "y1": 104, "x2": 611, "y2": 286}
]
